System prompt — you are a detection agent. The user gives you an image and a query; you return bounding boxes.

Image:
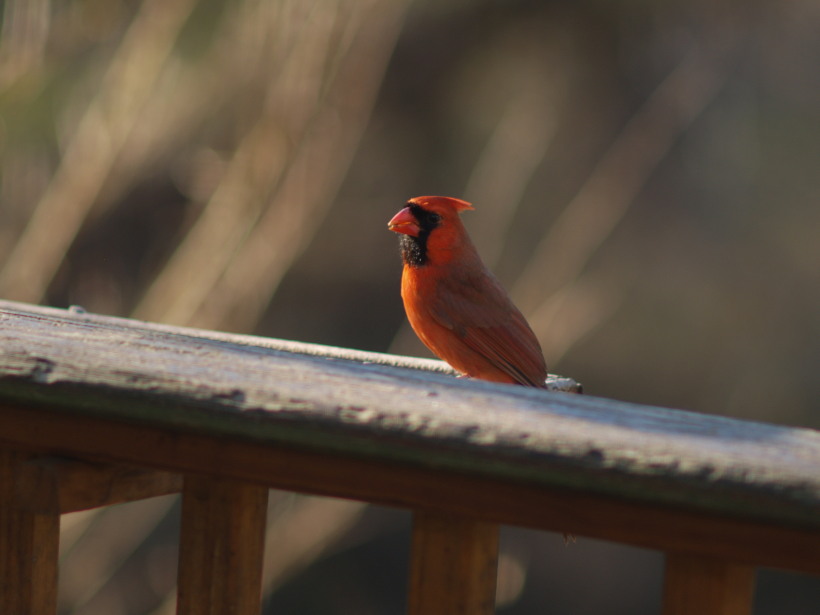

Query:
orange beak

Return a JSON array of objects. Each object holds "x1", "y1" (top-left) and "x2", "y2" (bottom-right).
[{"x1": 387, "y1": 207, "x2": 420, "y2": 237}]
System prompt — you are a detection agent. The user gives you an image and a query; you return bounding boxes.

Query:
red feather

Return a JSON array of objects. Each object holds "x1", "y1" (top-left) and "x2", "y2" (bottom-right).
[{"x1": 388, "y1": 196, "x2": 547, "y2": 388}]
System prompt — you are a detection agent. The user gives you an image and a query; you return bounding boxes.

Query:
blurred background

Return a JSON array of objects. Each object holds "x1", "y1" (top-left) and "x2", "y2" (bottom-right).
[{"x1": 1, "y1": 0, "x2": 818, "y2": 613}]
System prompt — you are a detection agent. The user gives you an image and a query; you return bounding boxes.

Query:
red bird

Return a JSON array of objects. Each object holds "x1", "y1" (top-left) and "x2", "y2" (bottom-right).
[{"x1": 388, "y1": 196, "x2": 547, "y2": 388}]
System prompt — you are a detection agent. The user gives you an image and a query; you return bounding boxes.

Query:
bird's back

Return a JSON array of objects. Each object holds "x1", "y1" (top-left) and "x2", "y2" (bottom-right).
[{"x1": 401, "y1": 260, "x2": 547, "y2": 387}]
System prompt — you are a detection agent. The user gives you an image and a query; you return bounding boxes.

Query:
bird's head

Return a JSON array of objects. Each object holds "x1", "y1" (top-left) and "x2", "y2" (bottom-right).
[{"x1": 388, "y1": 196, "x2": 475, "y2": 267}]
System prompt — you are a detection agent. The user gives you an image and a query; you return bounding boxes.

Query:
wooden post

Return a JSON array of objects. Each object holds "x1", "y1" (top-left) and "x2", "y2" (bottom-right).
[
  {"x1": 662, "y1": 552, "x2": 755, "y2": 615},
  {"x1": 177, "y1": 475, "x2": 268, "y2": 615},
  {"x1": 0, "y1": 449, "x2": 60, "y2": 615},
  {"x1": 408, "y1": 510, "x2": 499, "y2": 615}
]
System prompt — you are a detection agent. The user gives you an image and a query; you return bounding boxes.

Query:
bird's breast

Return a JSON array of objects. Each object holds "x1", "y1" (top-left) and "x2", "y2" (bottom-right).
[{"x1": 400, "y1": 266, "x2": 448, "y2": 346}]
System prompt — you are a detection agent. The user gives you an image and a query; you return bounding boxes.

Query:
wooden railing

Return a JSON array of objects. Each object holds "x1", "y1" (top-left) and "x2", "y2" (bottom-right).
[{"x1": 1, "y1": 300, "x2": 818, "y2": 614}]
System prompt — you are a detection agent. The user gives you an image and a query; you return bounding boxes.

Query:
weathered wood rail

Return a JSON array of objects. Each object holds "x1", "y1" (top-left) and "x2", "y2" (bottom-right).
[{"x1": 0, "y1": 299, "x2": 818, "y2": 614}]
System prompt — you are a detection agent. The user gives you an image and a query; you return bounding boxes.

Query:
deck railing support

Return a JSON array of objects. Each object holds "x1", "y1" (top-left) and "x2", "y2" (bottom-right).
[
  {"x1": 0, "y1": 451, "x2": 60, "y2": 615},
  {"x1": 1, "y1": 301, "x2": 818, "y2": 614},
  {"x1": 662, "y1": 552, "x2": 756, "y2": 615},
  {"x1": 177, "y1": 475, "x2": 269, "y2": 615},
  {"x1": 408, "y1": 511, "x2": 499, "y2": 615}
]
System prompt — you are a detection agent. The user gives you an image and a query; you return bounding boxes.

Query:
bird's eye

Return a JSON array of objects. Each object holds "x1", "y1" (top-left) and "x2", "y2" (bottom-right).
[{"x1": 428, "y1": 212, "x2": 441, "y2": 224}]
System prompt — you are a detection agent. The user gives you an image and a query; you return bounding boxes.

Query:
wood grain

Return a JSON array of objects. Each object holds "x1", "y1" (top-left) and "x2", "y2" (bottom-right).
[
  {"x1": 408, "y1": 511, "x2": 499, "y2": 615},
  {"x1": 0, "y1": 450, "x2": 60, "y2": 615},
  {"x1": 14, "y1": 456, "x2": 181, "y2": 513},
  {"x1": 177, "y1": 475, "x2": 268, "y2": 615},
  {"x1": 1, "y1": 406, "x2": 818, "y2": 574},
  {"x1": 1, "y1": 300, "x2": 819, "y2": 575},
  {"x1": 662, "y1": 552, "x2": 755, "y2": 615}
]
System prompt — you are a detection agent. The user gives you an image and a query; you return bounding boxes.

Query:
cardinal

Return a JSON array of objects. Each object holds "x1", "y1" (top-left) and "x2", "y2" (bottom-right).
[{"x1": 388, "y1": 196, "x2": 547, "y2": 388}]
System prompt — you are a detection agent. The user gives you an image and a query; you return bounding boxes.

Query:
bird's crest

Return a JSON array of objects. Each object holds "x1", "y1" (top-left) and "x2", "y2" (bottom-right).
[{"x1": 409, "y1": 196, "x2": 474, "y2": 213}]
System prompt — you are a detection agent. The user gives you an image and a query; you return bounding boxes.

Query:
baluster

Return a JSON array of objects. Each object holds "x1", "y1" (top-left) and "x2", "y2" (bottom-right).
[
  {"x1": 0, "y1": 450, "x2": 60, "y2": 615},
  {"x1": 663, "y1": 552, "x2": 755, "y2": 615},
  {"x1": 177, "y1": 475, "x2": 268, "y2": 615},
  {"x1": 408, "y1": 510, "x2": 499, "y2": 615}
]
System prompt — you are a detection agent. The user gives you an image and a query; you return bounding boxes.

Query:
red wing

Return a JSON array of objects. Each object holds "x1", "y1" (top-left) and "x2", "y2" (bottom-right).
[{"x1": 430, "y1": 272, "x2": 547, "y2": 387}]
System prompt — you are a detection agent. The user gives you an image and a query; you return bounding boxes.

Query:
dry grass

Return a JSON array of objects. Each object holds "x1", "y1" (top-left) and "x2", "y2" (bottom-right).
[
  {"x1": 1, "y1": 1, "x2": 817, "y2": 613},
  {"x1": 3, "y1": 1, "x2": 410, "y2": 612}
]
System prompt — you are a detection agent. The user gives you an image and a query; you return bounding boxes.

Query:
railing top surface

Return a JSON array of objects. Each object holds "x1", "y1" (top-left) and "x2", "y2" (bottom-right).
[{"x1": 1, "y1": 300, "x2": 819, "y2": 535}]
